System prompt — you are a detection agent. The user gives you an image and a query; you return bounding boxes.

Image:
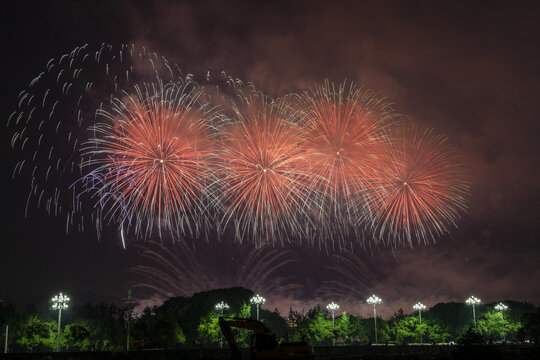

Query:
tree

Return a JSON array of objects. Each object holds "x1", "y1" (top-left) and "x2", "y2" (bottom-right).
[
  {"x1": 348, "y1": 315, "x2": 370, "y2": 344},
  {"x1": 457, "y1": 327, "x2": 485, "y2": 345},
  {"x1": 16, "y1": 316, "x2": 57, "y2": 352},
  {"x1": 197, "y1": 314, "x2": 220, "y2": 345},
  {"x1": 477, "y1": 310, "x2": 521, "y2": 343},
  {"x1": 392, "y1": 315, "x2": 419, "y2": 345},
  {"x1": 72, "y1": 302, "x2": 128, "y2": 351},
  {"x1": 425, "y1": 320, "x2": 451, "y2": 343},
  {"x1": 518, "y1": 307, "x2": 540, "y2": 344},
  {"x1": 261, "y1": 308, "x2": 288, "y2": 342},
  {"x1": 335, "y1": 312, "x2": 351, "y2": 344},
  {"x1": 64, "y1": 322, "x2": 91, "y2": 351},
  {"x1": 305, "y1": 311, "x2": 333, "y2": 345},
  {"x1": 0, "y1": 303, "x2": 26, "y2": 352},
  {"x1": 424, "y1": 302, "x2": 476, "y2": 339}
]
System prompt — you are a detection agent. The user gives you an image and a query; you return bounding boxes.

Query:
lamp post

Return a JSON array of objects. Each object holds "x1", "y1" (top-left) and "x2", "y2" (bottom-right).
[
  {"x1": 51, "y1": 293, "x2": 70, "y2": 352},
  {"x1": 413, "y1": 302, "x2": 427, "y2": 345},
  {"x1": 326, "y1": 302, "x2": 339, "y2": 346},
  {"x1": 465, "y1": 296, "x2": 481, "y2": 330},
  {"x1": 250, "y1": 294, "x2": 265, "y2": 321},
  {"x1": 494, "y1": 302, "x2": 508, "y2": 342},
  {"x1": 367, "y1": 295, "x2": 382, "y2": 345},
  {"x1": 215, "y1": 301, "x2": 230, "y2": 348},
  {"x1": 126, "y1": 289, "x2": 132, "y2": 351}
]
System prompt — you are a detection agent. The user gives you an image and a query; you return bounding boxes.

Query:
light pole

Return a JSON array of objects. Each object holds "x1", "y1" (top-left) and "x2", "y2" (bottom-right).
[
  {"x1": 326, "y1": 302, "x2": 339, "y2": 346},
  {"x1": 250, "y1": 294, "x2": 265, "y2": 321},
  {"x1": 3, "y1": 324, "x2": 8, "y2": 354},
  {"x1": 465, "y1": 296, "x2": 481, "y2": 330},
  {"x1": 367, "y1": 295, "x2": 382, "y2": 345},
  {"x1": 51, "y1": 293, "x2": 70, "y2": 352},
  {"x1": 494, "y1": 302, "x2": 508, "y2": 342},
  {"x1": 413, "y1": 302, "x2": 427, "y2": 345},
  {"x1": 215, "y1": 301, "x2": 230, "y2": 348},
  {"x1": 126, "y1": 289, "x2": 132, "y2": 351}
]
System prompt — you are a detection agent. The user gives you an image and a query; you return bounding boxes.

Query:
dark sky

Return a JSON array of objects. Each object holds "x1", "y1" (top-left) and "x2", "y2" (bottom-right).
[{"x1": 1, "y1": 0, "x2": 539, "y2": 317}]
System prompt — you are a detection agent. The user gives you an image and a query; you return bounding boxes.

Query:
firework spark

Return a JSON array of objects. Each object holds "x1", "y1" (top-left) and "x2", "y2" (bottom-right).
[
  {"x1": 129, "y1": 239, "x2": 302, "y2": 300},
  {"x1": 294, "y1": 81, "x2": 396, "y2": 245},
  {"x1": 215, "y1": 90, "x2": 317, "y2": 245},
  {"x1": 319, "y1": 250, "x2": 377, "y2": 301},
  {"x1": 370, "y1": 123, "x2": 469, "y2": 246},
  {"x1": 8, "y1": 43, "x2": 189, "y2": 239},
  {"x1": 8, "y1": 45, "x2": 469, "y2": 248},
  {"x1": 79, "y1": 80, "x2": 217, "y2": 238}
]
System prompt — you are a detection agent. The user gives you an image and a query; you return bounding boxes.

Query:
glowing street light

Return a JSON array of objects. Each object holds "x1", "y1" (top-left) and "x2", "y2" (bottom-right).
[
  {"x1": 326, "y1": 302, "x2": 339, "y2": 346},
  {"x1": 413, "y1": 302, "x2": 427, "y2": 345},
  {"x1": 215, "y1": 301, "x2": 230, "y2": 348},
  {"x1": 367, "y1": 295, "x2": 382, "y2": 344},
  {"x1": 465, "y1": 296, "x2": 481, "y2": 329},
  {"x1": 51, "y1": 293, "x2": 70, "y2": 352},
  {"x1": 250, "y1": 294, "x2": 265, "y2": 321},
  {"x1": 494, "y1": 302, "x2": 508, "y2": 342},
  {"x1": 215, "y1": 301, "x2": 230, "y2": 315}
]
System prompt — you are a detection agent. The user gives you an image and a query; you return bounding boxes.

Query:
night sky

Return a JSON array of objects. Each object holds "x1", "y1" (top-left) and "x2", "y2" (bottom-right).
[{"x1": 1, "y1": 1, "x2": 539, "y2": 318}]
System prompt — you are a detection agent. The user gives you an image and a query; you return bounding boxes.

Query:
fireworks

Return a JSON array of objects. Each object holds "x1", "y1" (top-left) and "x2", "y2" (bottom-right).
[
  {"x1": 293, "y1": 81, "x2": 396, "y2": 245},
  {"x1": 79, "y1": 80, "x2": 217, "y2": 237},
  {"x1": 8, "y1": 45, "x2": 469, "y2": 248},
  {"x1": 8, "y1": 43, "x2": 188, "y2": 238},
  {"x1": 215, "y1": 91, "x2": 316, "y2": 244},
  {"x1": 370, "y1": 123, "x2": 469, "y2": 246},
  {"x1": 129, "y1": 238, "x2": 302, "y2": 301}
]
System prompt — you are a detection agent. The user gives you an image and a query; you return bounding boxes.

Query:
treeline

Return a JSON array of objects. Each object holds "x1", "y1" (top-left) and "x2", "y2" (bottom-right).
[{"x1": 1, "y1": 287, "x2": 539, "y2": 352}]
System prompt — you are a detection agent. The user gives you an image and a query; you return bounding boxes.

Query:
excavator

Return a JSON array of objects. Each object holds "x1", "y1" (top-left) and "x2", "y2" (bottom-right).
[{"x1": 218, "y1": 317, "x2": 314, "y2": 360}]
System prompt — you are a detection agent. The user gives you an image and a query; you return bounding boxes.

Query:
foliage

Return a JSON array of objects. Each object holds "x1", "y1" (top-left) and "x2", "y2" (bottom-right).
[
  {"x1": 306, "y1": 311, "x2": 333, "y2": 345},
  {"x1": 392, "y1": 315, "x2": 420, "y2": 344},
  {"x1": 64, "y1": 322, "x2": 91, "y2": 351},
  {"x1": 425, "y1": 320, "x2": 451, "y2": 343},
  {"x1": 197, "y1": 313, "x2": 220, "y2": 344},
  {"x1": 477, "y1": 310, "x2": 521, "y2": 343},
  {"x1": 335, "y1": 312, "x2": 351, "y2": 343},
  {"x1": 2, "y1": 292, "x2": 535, "y2": 352},
  {"x1": 423, "y1": 302, "x2": 476, "y2": 338},
  {"x1": 132, "y1": 305, "x2": 186, "y2": 349},
  {"x1": 457, "y1": 327, "x2": 485, "y2": 345},
  {"x1": 16, "y1": 316, "x2": 57, "y2": 352}
]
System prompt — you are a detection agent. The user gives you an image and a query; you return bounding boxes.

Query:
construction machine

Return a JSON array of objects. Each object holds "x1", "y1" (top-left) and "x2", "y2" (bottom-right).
[{"x1": 218, "y1": 317, "x2": 314, "y2": 360}]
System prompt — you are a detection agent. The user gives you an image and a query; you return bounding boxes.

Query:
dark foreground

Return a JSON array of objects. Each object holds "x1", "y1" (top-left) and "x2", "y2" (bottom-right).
[{"x1": 1, "y1": 345, "x2": 538, "y2": 360}]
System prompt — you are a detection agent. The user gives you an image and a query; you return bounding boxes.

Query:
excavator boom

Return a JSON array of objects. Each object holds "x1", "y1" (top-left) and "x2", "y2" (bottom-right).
[{"x1": 218, "y1": 317, "x2": 313, "y2": 360}]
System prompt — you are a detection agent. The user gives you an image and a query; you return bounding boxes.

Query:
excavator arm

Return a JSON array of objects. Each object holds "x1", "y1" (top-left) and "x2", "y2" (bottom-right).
[
  {"x1": 218, "y1": 316, "x2": 313, "y2": 360},
  {"x1": 218, "y1": 317, "x2": 273, "y2": 359}
]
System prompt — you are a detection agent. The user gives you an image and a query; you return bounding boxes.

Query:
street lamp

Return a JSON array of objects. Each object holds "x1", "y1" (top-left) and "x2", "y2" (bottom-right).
[
  {"x1": 215, "y1": 301, "x2": 230, "y2": 315},
  {"x1": 215, "y1": 301, "x2": 230, "y2": 348},
  {"x1": 494, "y1": 302, "x2": 508, "y2": 342},
  {"x1": 465, "y1": 296, "x2": 481, "y2": 329},
  {"x1": 250, "y1": 294, "x2": 265, "y2": 321},
  {"x1": 413, "y1": 302, "x2": 427, "y2": 345},
  {"x1": 367, "y1": 295, "x2": 382, "y2": 345},
  {"x1": 326, "y1": 302, "x2": 339, "y2": 346},
  {"x1": 51, "y1": 293, "x2": 70, "y2": 352}
]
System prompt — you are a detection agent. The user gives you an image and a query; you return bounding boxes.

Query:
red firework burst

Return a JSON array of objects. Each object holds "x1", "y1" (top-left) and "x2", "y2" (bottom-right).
[
  {"x1": 216, "y1": 92, "x2": 314, "y2": 244},
  {"x1": 83, "y1": 81, "x2": 214, "y2": 236},
  {"x1": 295, "y1": 81, "x2": 395, "y2": 241},
  {"x1": 370, "y1": 123, "x2": 469, "y2": 246}
]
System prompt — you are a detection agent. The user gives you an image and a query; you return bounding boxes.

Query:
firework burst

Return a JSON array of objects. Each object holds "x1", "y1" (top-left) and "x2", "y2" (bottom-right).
[
  {"x1": 319, "y1": 250, "x2": 377, "y2": 301},
  {"x1": 8, "y1": 45, "x2": 470, "y2": 248},
  {"x1": 8, "y1": 43, "x2": 192, "y2": 238},
  {"x1": 79, "y1": 80, "x2": 218, "y2": 238},
  {"x1": 129, "y1": 239, "x2": 302, "y2": 300},
  {"x1": 370, "y1": 123, "x2": 469, "y2": 246},
  {"x1": 215, "y1": 89, "x2": 316, "y2": 245},
  {"x1": 294, "y1": 81, "x2": 396, "y2": 245}
]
